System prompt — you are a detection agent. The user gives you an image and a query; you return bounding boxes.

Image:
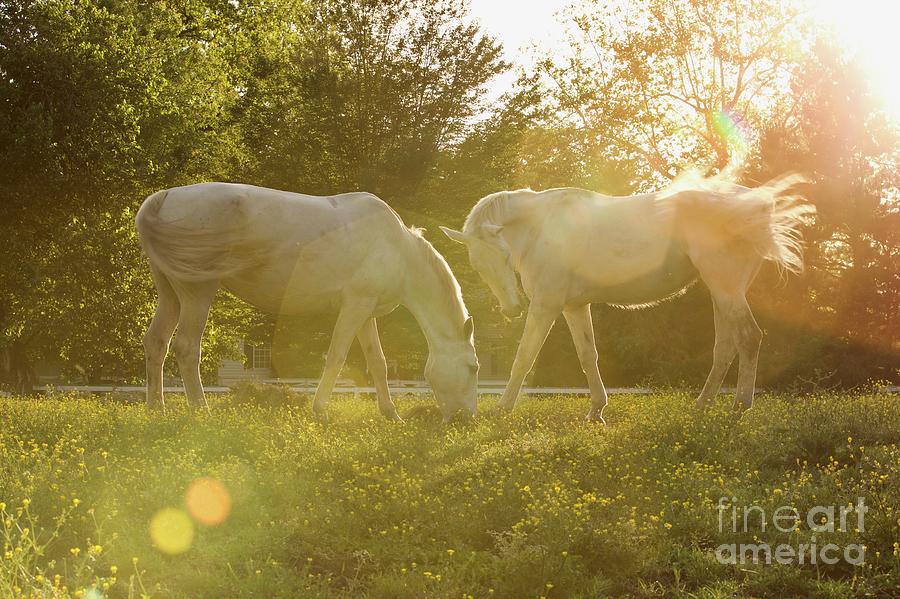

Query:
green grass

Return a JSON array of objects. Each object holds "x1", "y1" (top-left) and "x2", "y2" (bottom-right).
[{"x1": 1, "y1": 392, "x2": 898, "y2": 598}]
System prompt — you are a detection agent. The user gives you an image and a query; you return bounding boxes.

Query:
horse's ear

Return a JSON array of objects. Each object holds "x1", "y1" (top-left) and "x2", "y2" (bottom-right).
[
  {"x1": 463, "y1": 316, "x2": 475, "y2": 341},
  {"x1": 439, "y1": 226, "x2": 470, "y2": 245}
]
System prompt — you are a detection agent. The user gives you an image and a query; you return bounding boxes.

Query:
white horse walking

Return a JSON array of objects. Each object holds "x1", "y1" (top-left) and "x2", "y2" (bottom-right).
[
  {"x1": 441, "y1": 173, "x2": 812, "y2": 421},
  {"x1": 136, "y1": 183, "x2": 478, "y2": 421}
]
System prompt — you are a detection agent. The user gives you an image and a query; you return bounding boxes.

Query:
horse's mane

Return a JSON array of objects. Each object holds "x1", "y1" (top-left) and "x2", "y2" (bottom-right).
[
  {"x1": 464, "y1": 187, "x2": 604, "y2": 235},
  {"x1": 462, "y1": 188, "x2": 534, "y2": 234},
  {"x1": 407, "y1": 227, "x2": 470, "y2": 323}
]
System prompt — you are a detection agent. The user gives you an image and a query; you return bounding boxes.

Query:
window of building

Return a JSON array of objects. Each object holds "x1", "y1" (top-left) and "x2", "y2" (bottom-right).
[{"x1": 251, "y1": 344, "x2": 272, "y2": 371}]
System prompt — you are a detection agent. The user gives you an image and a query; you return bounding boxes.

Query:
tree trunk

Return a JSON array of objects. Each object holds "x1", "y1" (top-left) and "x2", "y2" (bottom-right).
[{"x1": 0, "y1": 339, "x2": 36, "y2": 395}]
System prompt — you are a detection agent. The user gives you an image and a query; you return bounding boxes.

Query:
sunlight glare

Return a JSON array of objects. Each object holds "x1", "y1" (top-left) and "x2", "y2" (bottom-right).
[{"x1": 815, "y1": 0, "x2": 900, "y2": 117}]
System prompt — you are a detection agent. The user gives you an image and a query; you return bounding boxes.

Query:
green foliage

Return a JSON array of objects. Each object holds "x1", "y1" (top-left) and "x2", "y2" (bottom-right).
[
  {"x1": 0, "y1": 392, "x2": 898, "y2": 597},
  {"x1": 519, "y1": 2, "x2": 898, "y2": 388},
  {"x1": 0, "y1": 0, "x2": 512, "y2": 389},
  {"x1": 0, "y1": 0, "x2": 250, "y2": 388},
  {"x1": 238, "y1": 0, "x2": 506, "y2": 200}
]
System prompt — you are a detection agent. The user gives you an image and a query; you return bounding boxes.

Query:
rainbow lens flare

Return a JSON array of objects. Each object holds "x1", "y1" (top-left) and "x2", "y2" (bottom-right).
[{"x1": 711, "y1": 109, "x2": 748, "y2": 158}]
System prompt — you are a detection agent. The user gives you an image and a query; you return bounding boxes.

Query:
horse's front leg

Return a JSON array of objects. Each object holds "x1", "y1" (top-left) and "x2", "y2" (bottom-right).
[
  {"x1": 498, "y1": 304, "x2": 559, "y2": 411},
  {"x1": 312, "y1": 300, "x2": 375, "y2": 421},
  {"x1": 356, "y1": 318, "x2": 401, "y2": 421},
  {"x1": 563, "y1": 305, "x2": 608, "y2": 423}
]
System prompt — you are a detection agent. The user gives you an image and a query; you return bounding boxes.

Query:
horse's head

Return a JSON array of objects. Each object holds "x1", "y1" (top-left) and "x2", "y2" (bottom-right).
[
  {"x1": 425, "y1": 315, "x2": 479, "y2": 422},
  {"x1": 440, "y1": 225, "x2": 524, "y2": 318}
]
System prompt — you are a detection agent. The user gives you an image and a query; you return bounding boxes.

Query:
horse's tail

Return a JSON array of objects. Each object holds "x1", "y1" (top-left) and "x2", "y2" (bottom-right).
[
  {"x1": 752, "y1": 174, "x2": 816, "y2": 274},
  {"x1": 660, "y1": 173, "x2": 815, "y2": 275},
  {"x1": 135, "y1": 188, "x2": 262, "y2": 283}
]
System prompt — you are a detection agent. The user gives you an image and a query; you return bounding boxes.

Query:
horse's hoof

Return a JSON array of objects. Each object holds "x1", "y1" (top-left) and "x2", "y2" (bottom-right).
[
  {"x1": 728, "y1": 403, "x2": 751, "y2": 423},
  {"x1": 381, "y1": 411, "x2": 404, "y2": 423},
  {"x1": 312, "y1": 406, "x2": 329, "y2": 423},
  {"x1": 585, "y1": 410, "x2": 606, "y2": 424},
  {"x1": 694, "y1": 398, "x2": 709, "y2": 410}
]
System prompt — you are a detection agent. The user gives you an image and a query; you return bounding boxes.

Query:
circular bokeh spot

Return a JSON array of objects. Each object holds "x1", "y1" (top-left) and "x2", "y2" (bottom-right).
[
  {"x1": 149, "y1": 508, "x2": 194, "y2": 554},
  {"x1": 186, "y1": 477, "x2": 231, "y2": 526}
]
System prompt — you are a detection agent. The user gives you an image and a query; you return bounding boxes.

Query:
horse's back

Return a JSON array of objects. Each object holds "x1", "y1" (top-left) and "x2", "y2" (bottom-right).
[
  {"x1": 513, "y1": 187, "x2": 697, "y2": 307},
  {"x1": 524, "y1": 188, "x2": 670, "y2": 250},
  {"x1": 148, "y1": 182, "x2": 396, "y2": 230},
  {"x1": 136, "y1": 183, "x2": 410, "y2": 312}
]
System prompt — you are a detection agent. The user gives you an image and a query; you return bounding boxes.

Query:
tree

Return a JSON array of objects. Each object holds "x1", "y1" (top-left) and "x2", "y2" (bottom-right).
[
  {"x1": 750, "y1": 41, "x2": 899, "y2": 385},
  {"x1": 539, "y1": 0, "x2": 808, "y2": 184},
  {"x1": 239, "y1": 0, "x2": 506, "y2": 202},
  {"x1": 0, "y1": 0, "x2": 249, "y2": 390}
]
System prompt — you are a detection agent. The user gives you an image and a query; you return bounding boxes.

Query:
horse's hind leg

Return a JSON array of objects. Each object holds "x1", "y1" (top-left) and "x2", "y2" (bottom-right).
[
  {"x1": 357, "y1": 318, "x2": 401, "y2": 421},
  {"x1": 732, "y1": 298, "x2": 762, "y2": 411},
  {"x1": 144, "y1": 266, "x2": 180, "y2": 411},
  {"x1": 695, "y1": 297, "x2": 737, "y2": 408},
  {"x1": 170, "y1": 282, "x2": 218, "y2": 412},
  {"x1": 563, "y1": 305, "x2": 608, "y2": 423},
  {"x1": 692, "y1": 245, "x2": 763, "y2": 412}
]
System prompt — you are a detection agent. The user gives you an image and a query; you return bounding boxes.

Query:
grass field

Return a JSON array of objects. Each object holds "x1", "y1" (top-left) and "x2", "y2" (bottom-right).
[{"x1": 0, "y1": 391, "x2": 898, "y2": 598}]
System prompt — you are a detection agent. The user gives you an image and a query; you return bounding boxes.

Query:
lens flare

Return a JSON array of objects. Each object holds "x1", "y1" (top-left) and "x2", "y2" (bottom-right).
[
  {"x1": 149, "y1": 508, "x2": 194, "y2": 555},
  {"x1": 185, "y1": 477, "x2": 231, "y2": 527},
  {"x1": 711, "y1": 109, "x2": 749, "y2": 160}
]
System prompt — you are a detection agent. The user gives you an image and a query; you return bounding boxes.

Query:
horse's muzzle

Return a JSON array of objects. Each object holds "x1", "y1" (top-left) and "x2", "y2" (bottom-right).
[{"x1": 443, "y1": 406, "x2": 477, "y2": 424}]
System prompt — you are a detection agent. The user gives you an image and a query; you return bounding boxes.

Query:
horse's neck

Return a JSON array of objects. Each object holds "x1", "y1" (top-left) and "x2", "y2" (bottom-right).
[
  {"x1": 498, "y1": 191, "x2": 545, "y2": 226},
  {"x1": 402, "y1": 239, "x2": 465, "y2": 350},
  {"x1": 497, "y1": 192, "x2": 548, "y2": 266}
]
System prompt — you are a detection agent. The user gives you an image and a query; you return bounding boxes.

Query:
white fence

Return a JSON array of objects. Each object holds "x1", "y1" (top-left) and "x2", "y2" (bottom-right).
[
  {"x1": 33, "y1": 379, "x2": 654, "y2": 400},
  {"x1": 26, "y1": 382, "x2": 900, "y2": 402}
]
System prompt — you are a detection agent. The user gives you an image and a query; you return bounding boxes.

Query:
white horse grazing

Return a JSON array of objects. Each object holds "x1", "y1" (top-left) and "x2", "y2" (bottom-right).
[
  {"x1": 441, "y1": 174, "x2": 812, "y2": 421},
  {"x1": 136, "y1": 183, "x2": 478, "y2": 421}
]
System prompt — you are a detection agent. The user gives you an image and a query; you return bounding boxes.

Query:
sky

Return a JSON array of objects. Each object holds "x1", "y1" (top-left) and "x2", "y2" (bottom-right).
[
  {"x1": 468, "y1": 0, "x2": 570, "y2": 60},
  {"x1": 467, "y1": 0, "x2": 571, "y2": 99}
]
